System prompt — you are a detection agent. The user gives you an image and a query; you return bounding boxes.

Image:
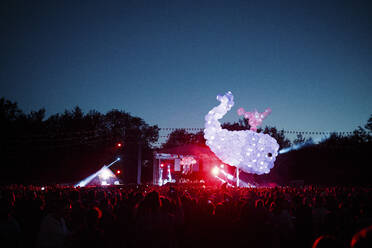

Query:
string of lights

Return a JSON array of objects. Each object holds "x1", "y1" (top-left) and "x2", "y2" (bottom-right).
[
  {"x1": 152, "y1": 127, "x2": 371, "y2": 145},
  {"x1": 3, "y1": 127, "x2": 369, "y2": 147},
  {"x1": 5, "y1": 126, "x2": 366, "y2": 140},
  {"x1": 158, "y1": 128, "x2": 365, "y2": 136}
]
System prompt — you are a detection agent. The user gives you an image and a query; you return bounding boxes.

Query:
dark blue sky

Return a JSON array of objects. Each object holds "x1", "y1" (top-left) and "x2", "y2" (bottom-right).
[{"x1": 1, "y1": 0, "x2": 371, "y2": 133}]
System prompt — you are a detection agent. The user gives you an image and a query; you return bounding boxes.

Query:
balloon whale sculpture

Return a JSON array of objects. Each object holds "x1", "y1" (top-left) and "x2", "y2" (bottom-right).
[{"x1": 204, "y1": 91, "x2": 279, "y2": 175}]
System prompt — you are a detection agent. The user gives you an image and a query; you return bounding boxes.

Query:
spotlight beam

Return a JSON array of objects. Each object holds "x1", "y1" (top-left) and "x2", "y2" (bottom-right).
[
  {"x1": 219, "y1": 169, "x2": 255, "y2": 188},
  {"x1": 215, "y1": 175, "x2": 234, "y2": 187},
  {"x1": 75, "y1": 158, "x2": 120, "y2": 187},
  {"x1": 279, "y1": 134, "x2": 330, "y2": 154}
]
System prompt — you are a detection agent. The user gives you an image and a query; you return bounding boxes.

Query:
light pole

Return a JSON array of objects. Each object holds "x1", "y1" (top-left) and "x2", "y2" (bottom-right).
[
  {"x1": 236, "y1": 167, "x2": 240, "y2": 187},
  {"x1": 137, "y1": 141, "x2": 142, "y2": 184}
]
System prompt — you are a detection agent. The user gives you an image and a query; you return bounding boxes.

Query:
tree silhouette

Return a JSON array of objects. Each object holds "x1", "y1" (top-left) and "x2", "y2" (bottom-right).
[
  {"x1": 162, "y1": 129, "x2": 193, "y2": 148},
  {"x1": 222, "y1": 118, "x2": 250, "y2": 131},
  {"x1": 162, "y1": 129, "x2": 206, "y2": 148},
  {"x1": 0, "y1": 98, "x2": 159, "y2": 183},
  {"x1": 365, "y1": 114, "x2": 372, "y2": 132},
  {"x1": 261, "y1": 126, "x2": 291, "y2": 149},
  {"x1": 293, "y1": 134, "x2": 306, "y2": 145}
]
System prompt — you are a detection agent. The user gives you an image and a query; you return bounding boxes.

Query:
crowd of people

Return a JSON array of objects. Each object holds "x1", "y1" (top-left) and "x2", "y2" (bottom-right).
[{"x1": 1, "y1": 183, "x2": 371, "y2": 248}]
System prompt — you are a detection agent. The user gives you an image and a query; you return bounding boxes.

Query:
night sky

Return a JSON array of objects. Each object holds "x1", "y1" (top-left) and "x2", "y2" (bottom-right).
[{"x1": 1, "y1": 0, "x2": 371, "y2": 134}]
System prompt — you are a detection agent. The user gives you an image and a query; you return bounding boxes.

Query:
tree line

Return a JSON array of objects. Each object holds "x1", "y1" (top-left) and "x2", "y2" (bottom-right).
[
  {"x1": 1, "y1": 96, "x2": 371, "y2": 184},
  {"x1": 160, "y1": 113, "x2": 372, "y2": 185},
  {"x1": 162, "y1": 114, "x2": 372, "y2": 149},
  {"x1": 0, "y1": 98, "x2": 159, "y2": 184}
]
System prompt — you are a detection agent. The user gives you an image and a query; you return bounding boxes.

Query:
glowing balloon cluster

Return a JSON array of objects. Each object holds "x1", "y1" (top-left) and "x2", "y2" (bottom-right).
[
  {"x1": 180, "y1": 156, "x2": 197, "y2": 166},
  {"x1": 204, "y1": 91, "x2": 279, "y2": 175},
  {"x1": 180, "y1": 156, "x2": 197, "y2": 174},
  {"x1": 237, "y1": 107, "x2": 272, "y2": 132}
]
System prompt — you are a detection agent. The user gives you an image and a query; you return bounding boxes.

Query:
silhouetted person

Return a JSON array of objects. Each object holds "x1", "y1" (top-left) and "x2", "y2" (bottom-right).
[
  {"x1": 312, "y1": 235, "x2": 342, "y2": 248},
  {"x1": 351, "y1": 225, "x2": 372, "y2": 248}
]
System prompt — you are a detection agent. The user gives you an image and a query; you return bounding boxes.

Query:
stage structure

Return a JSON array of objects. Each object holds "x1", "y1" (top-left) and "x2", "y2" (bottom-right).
[
  {"x1": 153, "y1": 153, "x2": 200, "y2": 185},
  {"x1": 153, "y1": 144, "x2": 225, "y2": 185}
]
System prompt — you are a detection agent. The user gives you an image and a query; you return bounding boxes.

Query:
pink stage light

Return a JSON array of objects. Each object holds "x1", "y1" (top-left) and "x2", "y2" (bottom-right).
[{"x1": 212, "y1": 166, "x2": 220, "y2": 176}]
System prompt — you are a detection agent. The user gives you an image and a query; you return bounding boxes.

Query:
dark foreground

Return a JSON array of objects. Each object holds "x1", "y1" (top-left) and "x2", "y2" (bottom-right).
[{"x1": 1, "y1": 184, "x2": 371, "y2": 248}]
